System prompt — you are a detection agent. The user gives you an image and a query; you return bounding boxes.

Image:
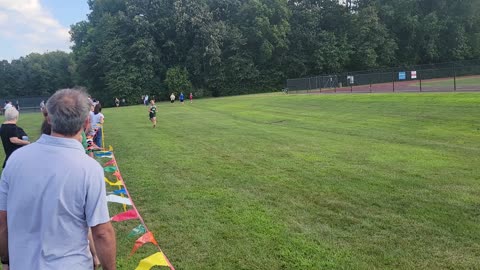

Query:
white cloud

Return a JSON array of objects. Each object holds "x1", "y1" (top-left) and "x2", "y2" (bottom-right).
[{"x1": 0, "y1": 0, "x2": 71, "y2": 59}]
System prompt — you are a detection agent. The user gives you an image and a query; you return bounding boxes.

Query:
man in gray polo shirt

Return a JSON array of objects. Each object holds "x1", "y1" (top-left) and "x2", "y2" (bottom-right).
[{"x1": 0, "y1": 89, "x2": 116, "y2": 269}]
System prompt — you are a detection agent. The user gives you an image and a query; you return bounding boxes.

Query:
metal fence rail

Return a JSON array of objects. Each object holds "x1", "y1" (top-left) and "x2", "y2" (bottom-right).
[
  {"x1": 0, "y1": 96, "x2": 49, "y2": 112},
  {"x1": 286, "y1": 59, "x2": 480, "y2": 94}
]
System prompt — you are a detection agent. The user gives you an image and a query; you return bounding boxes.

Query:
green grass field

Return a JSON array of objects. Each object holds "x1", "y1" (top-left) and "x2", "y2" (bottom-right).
[
  {"x1": 2, "y1": 92, "x2": 480, "y2": 269},
  {"x1": 420, "y1": 76, "x2": 480, "y2": 88}
]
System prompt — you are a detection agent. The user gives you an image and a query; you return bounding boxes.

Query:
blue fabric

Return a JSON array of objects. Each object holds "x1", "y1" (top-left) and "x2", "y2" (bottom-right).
[
  {"x1": 0, "y1": 134, "x2": 109, "y2": 269},
  {"x1": 94, "y1": 127, "x2": 102, "y2": 148},
  {"x1": 113, "y1": 188, "x2": 127, "y2": 195}
]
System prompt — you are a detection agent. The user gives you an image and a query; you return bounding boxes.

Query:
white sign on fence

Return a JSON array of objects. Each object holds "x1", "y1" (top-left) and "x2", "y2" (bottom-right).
[{"x1": 411, "y1": 71, "x2": 417, "y2": 79}]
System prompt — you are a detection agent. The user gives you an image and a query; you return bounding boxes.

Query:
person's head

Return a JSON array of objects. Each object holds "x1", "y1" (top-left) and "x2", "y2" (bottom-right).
[
  {"x1": 46, "y1": 88, "x2": 90, "y2": 137},
  {"x1": 5, "y1": 107, "x2": 19, "y2": 122},
  {"x1": 93, "y1": 103, "x2": 102, "y2": 115},
  {"x1": 41, "y1": 119, "x2": 51, "y2": 135},
  {"x1": 41, "y1": 110, "x2": 51, "y2": 135}
]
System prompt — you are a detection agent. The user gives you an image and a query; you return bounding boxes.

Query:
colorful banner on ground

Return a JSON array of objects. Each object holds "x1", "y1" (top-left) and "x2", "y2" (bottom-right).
[
  {"x1": 94, "y1": 148, "x2": 175, "y2": 270},
  {"x1": 106, "y1": 194, "x2": 132, "y2": 206},
  {"x1": 135, "y1": 252, "x2": 169, "y2": 270}
]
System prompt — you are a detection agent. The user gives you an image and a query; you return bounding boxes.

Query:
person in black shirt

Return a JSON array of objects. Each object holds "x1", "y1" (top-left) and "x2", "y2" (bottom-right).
[
  {"x1": 148, "y1": 100, "x2": 157, "y2": 128},
  {"x1": 0, "y1": 108, "x2": 29, "y2": 168}
]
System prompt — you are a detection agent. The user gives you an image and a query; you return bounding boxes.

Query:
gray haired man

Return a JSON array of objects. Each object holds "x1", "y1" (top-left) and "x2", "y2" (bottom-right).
[{"x1": 0, "y1": 89, "x2": 116, "y2": 269}]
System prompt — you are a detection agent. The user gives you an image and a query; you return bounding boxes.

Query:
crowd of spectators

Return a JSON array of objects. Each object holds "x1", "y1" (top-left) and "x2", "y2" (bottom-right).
[{"x1": 0, "y1": 89, "x2": 116, "y2": 270}]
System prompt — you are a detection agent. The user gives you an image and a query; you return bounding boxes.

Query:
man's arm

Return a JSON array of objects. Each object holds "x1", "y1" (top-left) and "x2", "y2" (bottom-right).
[
  {"x1": 0, "y1": 211, "x2": 8, "y2": 259},
  {"x1": 91, "y1": 222, "x2": 116, "y2": 270}
]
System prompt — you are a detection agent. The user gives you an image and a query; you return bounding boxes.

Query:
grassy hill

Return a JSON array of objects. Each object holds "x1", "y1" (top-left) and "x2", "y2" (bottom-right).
[{"x1": 3, "y1": 92, "x2": 480, "y2": 269}]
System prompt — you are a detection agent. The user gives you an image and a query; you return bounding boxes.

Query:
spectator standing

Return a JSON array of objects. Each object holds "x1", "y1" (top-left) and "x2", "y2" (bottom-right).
[
  {"x1": 3, "y1": 102, "x2": 12, "y2": 111},
  {"x1": 170, "y1": 93, "x2": 175, "y2": 103},
  {"x1": 0, "y1": 108, "x2": 29, "y2": 168},
  {"x1": 114, "y1": 97, "x2": 120, "y2": 107},
  {"x1": 0, "y1": 89, "x2": 116, "y2": 270},
  {"x1": 40, "y1": 100, "x2": 46, "y2": 113},
  {"x1": 189, "y1": 92, "x2": 193, "y2": 103},
  {"x1": 179, "y1": 92, "x2": 185, "y2": 105},
  {"x1": 91, "y1": 103, "x2": 105, "y2": 148}
]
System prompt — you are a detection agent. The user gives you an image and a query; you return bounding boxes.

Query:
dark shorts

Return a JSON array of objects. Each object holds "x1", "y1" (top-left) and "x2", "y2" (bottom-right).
[
  {"x1": 171, "y1": 100, "x2": 174, "y2": 103},
  {"x1": 149, "y1": 113, "x2": 156, "y2": 119}
]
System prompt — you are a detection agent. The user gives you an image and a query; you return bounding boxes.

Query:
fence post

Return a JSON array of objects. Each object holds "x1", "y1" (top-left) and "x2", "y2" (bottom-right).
[
  {"x1": 308, "y1": 77, "x2": 311, "y2": 93},
  {"x1": 334, "y1": 77, "x2": 337, "y2": 93},
  {"x1": 419, "y1": 72, "x2": 422, "y2": 92},
  {"x1": 370, "y1": 79, "x2": 372, "y2": 93},
  {"x1": 392, "y1": 71, "x2": 395, "y2": 92},
  {"x1": 453, "y1": 63, "x2": 457, "y2": 92}
]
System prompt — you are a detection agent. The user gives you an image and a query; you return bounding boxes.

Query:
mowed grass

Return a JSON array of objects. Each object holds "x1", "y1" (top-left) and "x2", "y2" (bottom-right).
[
  {"x1": 421, "y1": 76, "x2": 480, "y2": 87},
  {"x1": 2, "y1": 92, "x2": 480, "y2": 269}
]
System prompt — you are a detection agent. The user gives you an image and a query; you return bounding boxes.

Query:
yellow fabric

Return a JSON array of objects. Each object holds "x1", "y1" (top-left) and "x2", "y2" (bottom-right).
[
  {"x1": 135, "y1": 252, "x2": 169, "y2": 270},
  {"x1": 120, "y1": 186, "x2": 128, "y2": 212},
  {"x1": 104, "y1": 177, "x2": 123, "y2": 186}
]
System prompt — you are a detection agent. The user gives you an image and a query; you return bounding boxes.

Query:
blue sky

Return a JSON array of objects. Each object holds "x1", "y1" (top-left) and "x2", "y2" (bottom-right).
[{"x1": 0, "y1": 0, "x2": 90, "y2": 61}]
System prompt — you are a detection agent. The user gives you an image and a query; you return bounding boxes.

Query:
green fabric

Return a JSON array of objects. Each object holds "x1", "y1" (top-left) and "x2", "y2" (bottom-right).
[
  {"x1": 128, "y1": 224, "x2": 146, "y2": 238},
  {"x1": 104, "y1": 166, "x2": 117, "y2": 173},
  {"x1": 81, "y1": 131, "x2": 88, "y2": 153}
]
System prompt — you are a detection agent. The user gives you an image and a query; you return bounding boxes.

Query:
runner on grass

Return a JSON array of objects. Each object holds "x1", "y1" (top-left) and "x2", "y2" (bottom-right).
[{"x1": 149, "y1": 100, "x2": 157, "y2": 128}]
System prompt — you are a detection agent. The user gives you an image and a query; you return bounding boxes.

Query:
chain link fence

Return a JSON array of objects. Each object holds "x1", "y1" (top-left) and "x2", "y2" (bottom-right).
[
  {"x1": 0, "y1": 96, "x2": 49, "y2": 113},
  {"x1": 286, "y1": 59, "x2": 480, "y2": 94}
]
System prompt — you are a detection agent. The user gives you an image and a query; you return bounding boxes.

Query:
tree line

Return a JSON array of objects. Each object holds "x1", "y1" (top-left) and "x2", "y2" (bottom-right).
[{"x1": 1, "y1": 0, "x2": 479, "y2": 105}]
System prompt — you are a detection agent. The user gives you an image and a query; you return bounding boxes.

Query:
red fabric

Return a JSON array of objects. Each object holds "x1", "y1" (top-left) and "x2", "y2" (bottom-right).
[
  {"x1": 113, "y1": 171, "x2": 123, "y2": 181},
  {"x1": 111, "y1": 209, "x2": 138, "y2": 222},
  {"x1": 103, "y1": 159, "x2": 116, "y2": 167},
  {"x1": 130, "y1": 231, "x2": 158, "y2": 255}
]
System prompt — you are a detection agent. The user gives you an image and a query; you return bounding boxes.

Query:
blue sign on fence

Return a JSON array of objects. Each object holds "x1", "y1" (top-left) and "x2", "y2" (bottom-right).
[{"x1": 398, "y1": 72, "x2": 406, "y2": 80}]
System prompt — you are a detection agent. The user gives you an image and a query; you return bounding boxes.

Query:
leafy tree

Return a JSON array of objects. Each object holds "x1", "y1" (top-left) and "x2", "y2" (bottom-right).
[
  {"x1": 164, "y1": 66, "x2": 192, "y2": 94},
  {"x1": 348, "y1": 5, "x2": 397, "y2": 69},
  {"x1": 2, "y1": 0, "x2": 480, "y2": 100}
]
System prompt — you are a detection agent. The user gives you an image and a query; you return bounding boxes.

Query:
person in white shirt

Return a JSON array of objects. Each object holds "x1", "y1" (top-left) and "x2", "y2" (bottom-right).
[
  {"x1": 3, "y1": 102, "x2": 12, "y2": 111},
  {"x1": 170, "y1": 93, "x2": 175, "y2": 103},
  {"x1": 90, "y1": 103, "x2": 104, "y2": 147}
]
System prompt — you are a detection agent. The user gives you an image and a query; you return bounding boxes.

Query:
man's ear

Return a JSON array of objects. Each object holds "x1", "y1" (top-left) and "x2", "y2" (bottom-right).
[{"x1": 46, "y1": 116, "x2": 51, "y2": 125}]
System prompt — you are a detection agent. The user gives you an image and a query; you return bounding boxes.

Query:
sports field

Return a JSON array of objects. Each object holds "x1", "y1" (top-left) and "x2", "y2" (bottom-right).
[
  {"x1": 294, "y1": 75, "x2": 480, "y2": 94},
  {"x1": 420, "y1": 76, "x2": 480, "y2": 88},
  {"x1": 2, "y1": 92, "x2": 480, "y2": 269}
]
